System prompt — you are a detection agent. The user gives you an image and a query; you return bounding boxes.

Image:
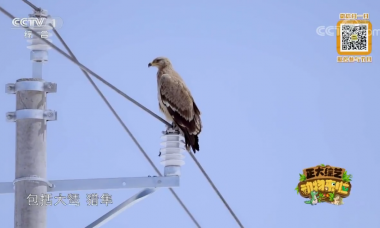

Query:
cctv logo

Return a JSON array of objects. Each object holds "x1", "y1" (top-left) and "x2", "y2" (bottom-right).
[{"x1": 12, "y1": 18, "x2": 56, "y2": 28}]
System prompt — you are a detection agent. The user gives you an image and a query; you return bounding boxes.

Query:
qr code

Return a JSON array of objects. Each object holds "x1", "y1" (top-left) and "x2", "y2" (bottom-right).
[{"x1": 341, "y1": 24, "x2": 368, "y2": 51}]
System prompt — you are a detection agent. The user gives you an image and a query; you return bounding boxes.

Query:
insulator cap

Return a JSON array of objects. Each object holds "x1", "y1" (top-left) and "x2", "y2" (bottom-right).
[{"x1": 26, "y1": 10, "x2": 54, "y2": 52}]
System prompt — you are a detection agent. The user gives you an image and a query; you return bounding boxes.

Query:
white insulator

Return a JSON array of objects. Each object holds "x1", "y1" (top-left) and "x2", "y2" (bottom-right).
[
  {"x1": 26, "y1": 11, "x2": 54, "y2": 51},
  {"x1": 26, "y1": 33, "x2": 52, "y2": 51},
  {"x1": 160, "y1": 130, "x2": 186, "y2": 176}
]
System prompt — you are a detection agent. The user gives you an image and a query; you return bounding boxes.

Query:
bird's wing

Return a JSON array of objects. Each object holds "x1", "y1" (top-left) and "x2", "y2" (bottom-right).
[{"x1": 159, "y1": 74, "x2": 194, "y2": 121}]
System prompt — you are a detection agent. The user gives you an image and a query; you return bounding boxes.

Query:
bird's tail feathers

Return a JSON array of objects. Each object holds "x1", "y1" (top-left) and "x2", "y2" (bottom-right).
[{"x1": 177, "y1": 124, "x2": 199, "y2": 153}]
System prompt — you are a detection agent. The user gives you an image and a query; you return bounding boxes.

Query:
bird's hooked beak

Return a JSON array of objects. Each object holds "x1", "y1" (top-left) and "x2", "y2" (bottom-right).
[{"x1": 148, "y1": 62, "x2": 154, "y2": 67}]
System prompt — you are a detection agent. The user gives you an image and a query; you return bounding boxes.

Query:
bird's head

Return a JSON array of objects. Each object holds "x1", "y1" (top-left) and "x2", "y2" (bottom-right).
[{"x1": 148, "y1": 57, "x2": 171, "y2": 69}]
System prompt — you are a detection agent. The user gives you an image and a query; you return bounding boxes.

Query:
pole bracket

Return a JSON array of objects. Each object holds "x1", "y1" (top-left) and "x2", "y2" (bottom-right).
[
  {"x1": 5, "y1": 80, "x2": 57, "y2": 94},
  {"x1": 6, "y1": 109, "x2": 57, "y2": 122},
  {"x1": 13, "y1": 175, "x2": 54, "y2": 189}
]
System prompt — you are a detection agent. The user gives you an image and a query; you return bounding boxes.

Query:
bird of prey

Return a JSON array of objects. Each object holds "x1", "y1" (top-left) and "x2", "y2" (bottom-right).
[{"x1": 148, "y1": 57, "x2": 202, "y2": 153}]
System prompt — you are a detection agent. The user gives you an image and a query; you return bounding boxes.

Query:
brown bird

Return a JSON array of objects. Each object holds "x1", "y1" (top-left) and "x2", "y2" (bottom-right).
[{"x1": 148, "y1": 57, "x2": 202, "y2": 153}]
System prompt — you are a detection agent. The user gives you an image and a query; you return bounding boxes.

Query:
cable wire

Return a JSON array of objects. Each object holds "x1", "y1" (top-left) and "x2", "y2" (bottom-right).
[
  {"x1": 188, "y1": 152, "x2": 243, "y2": 227},
  {"x1": 50, "y1": 24, "x2": 201, "y2": 228},
  {"x1": 21, "y1": 0, "x2": 40, "y2": 11},
  {"x1": 1, "y1": 5, "x2": 244, "y2": 227},
  {"x1": 0, "y1": 6, "x2": 171, "y2": 127}
]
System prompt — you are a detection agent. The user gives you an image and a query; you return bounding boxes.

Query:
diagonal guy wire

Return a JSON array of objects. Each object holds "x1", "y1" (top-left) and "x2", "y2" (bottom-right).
[
  {"x1": 188, "y1": 152, "x2": 243, "y2": 227},
  {"x1": 21, "y1": 0, "x2": 40, "y2": 11},
  {"x1": 49, "y1": 24, "x2": 201, "y2": 228},
  {"x1": 0, "y1": 6, "x2": 171, "y2": 127}
]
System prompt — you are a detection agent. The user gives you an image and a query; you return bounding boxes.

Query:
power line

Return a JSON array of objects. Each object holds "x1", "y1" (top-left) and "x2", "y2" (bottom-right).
[
  {"x1": 21, "y1": 0, "x2": 40, "y2": 11},
  {"x1": 49, "y1": 23, "x2": 201, "y2": 228},
  {"x1": 188, "y1": 153, "x2": 243, "y2": 227},
  {"x1": 1, "y1": 5, "x2": 244, "y2": 227},
  {"x1": 1, "y1": 6, "x2": 171, "y2": 127}
]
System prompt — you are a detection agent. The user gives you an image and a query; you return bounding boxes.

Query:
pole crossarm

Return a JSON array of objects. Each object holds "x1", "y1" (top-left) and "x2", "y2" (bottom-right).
[{"x1": 0, "y1": 176, "x2": 179, "y2": 194}]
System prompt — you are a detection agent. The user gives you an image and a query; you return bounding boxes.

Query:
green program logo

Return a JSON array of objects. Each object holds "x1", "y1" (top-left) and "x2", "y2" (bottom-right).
[{"x1": 295, "y1": 164, "x2": 352, "y2": 206}]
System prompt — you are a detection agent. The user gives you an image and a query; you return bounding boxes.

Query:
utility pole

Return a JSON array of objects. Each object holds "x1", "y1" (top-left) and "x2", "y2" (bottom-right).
[
  {"x1": 14, "y1": 78, "x2": 47, "y2": 228},
  {"x1": 1, "y1": 5, "x2": 185, "y2": 228},
  {"x1": 7, "y1": 9, "x2": 56, "y2": 228}
]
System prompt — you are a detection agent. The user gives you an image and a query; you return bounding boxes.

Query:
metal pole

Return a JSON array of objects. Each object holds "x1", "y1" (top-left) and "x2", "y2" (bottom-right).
[
  {"x1": 14, "y1": 79, "x2": 47, "y2": 228},
  {"x1": 14, "y1": 9, "x2": 52, "y2": 228}
]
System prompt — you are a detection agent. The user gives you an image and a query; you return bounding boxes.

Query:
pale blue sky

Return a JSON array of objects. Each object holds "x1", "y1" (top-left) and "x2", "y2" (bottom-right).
[{"x1": 0, "y1": 0, "x2": 379, "y2": 227}]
